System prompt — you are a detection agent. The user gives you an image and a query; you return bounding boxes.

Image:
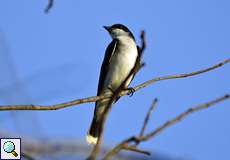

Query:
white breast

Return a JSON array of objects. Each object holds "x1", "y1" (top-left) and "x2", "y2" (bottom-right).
[{"x1": 103, "y1": 36, "x2": 138, "y2": 92}]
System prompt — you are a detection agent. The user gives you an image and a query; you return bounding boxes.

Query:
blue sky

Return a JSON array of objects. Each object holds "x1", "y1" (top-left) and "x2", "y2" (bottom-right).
[{"x1": 0, "y1": 0, "x2": 229, "y2": 159}]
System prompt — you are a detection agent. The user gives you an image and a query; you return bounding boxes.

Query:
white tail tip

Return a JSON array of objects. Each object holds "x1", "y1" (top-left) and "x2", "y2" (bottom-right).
[{"x1": 86, "y1": 134, "x2": 98, "y2": 145}]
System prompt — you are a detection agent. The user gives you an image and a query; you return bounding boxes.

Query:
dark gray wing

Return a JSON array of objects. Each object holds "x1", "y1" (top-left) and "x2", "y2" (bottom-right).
[{"x1": 97, "y1": 39, "x2": 118, "y2": 96}]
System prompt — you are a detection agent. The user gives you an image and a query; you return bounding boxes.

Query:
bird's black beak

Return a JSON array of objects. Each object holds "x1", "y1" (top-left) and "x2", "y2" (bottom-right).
[{"x1": 103, "y1": 26, "x2": 111, "y2": 32}]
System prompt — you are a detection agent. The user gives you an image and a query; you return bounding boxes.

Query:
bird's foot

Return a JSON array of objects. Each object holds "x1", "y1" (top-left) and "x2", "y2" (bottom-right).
[{"x1": 127, "y1": 87, "x2": 135, "y2": 97}]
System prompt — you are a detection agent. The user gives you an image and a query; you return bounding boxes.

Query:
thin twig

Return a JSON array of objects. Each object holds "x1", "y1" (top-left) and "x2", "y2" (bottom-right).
[
  {"x1": 133, "y1": 58, "x2": 230, "y2": 92},
  {"x1": 142, "y1": 94, "x2": 230, "y2": 141},
  {"x1": 103, "y1": 94, "x2": 230, "y2": 160},
  {"x1": 139, "y1": 31, "x2": 146, "y2": 54},
  {"x1": 44, "y1": 0, "x2": 54, "y2": 13},
  {"x1": 102, "y1": 99, "x2": 158, "y2": 158},
  {"x1": 0, "y1": 58, "x2": 229, "y2": 111},
  {"x1": 139, "y1": 98, "x2": 158, "y2": 137},
  {"x1": 123, "y1": 145, "x2": 150, "y2": 155}
]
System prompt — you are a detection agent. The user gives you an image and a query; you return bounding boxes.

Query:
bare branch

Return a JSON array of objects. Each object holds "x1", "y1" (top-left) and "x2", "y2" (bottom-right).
[
  {"x1": 0, "y1": 95, "x2": 104, "y2": 110},
  {"x1": 133, "y1": 58, "x2": 230, "y2": 92},
  {"x1": 103, "y1": 94, "x2": 230, "y2": 160},
  {"x1": 139, "y1": 31, "x2": 146, "y2": 54},
  {"x1": 0, "y1": 58, "x2": 229, "y2": 111},
  {"x1": 102, "y1": 99, "x2": 158, "y2": 160},
  {"x1": 123, "y1": 145, "x2": 150, "y2": 155},
  {"x1": 139, "y1": 98, "x2": 158, "y2": 137},
  {"x1": 44, "y1": 0, "x2": 54, "y2": 13},
  {"x1": 102, "y1": 136, "x2": 145, "y2": 160},
  {"x1": 142, "y1": 94, "x2": 230, "y2": 141}
]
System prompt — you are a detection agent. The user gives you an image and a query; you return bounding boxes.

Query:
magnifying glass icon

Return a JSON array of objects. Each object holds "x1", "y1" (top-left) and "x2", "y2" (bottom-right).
[{"x1": 3, "y1": 141, "x2": 18, "y2": 157}]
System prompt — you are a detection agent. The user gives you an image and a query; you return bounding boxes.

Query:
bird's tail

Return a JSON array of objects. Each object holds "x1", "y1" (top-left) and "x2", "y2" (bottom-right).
[
  {"x1": 86, "y1": 98, "x2": 109, "y2": 145},
  {"x1": 86, "y1": 117, "x2": 101, "y2": 144}
]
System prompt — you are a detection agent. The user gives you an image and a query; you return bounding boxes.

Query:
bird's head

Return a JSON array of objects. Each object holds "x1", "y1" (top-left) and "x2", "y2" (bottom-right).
[{"x1": 103, "y1": 24, "x2": 135, "y2": 40}]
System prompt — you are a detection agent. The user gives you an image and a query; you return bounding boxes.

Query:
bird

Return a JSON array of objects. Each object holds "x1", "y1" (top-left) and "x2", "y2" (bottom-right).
[{"x1": 86, "y1": 24, "x2": 139, "y2": 144}]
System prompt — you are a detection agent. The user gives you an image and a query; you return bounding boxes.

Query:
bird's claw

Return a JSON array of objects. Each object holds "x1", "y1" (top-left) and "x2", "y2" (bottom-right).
[{"x1": 127, "y1": 87, "x2": 135, "y2": 97}]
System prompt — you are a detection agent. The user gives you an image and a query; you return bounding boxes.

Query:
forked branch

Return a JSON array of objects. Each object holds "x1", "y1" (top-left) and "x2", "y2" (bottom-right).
[{"x1": 102, "y1": 94, "x2": 230, "y2": 160}]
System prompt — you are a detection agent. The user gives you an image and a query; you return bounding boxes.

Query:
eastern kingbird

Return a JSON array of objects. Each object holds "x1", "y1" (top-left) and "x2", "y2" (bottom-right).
[{"x1": 86, "y1": 24, "x2": 139, "y2": 144}]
